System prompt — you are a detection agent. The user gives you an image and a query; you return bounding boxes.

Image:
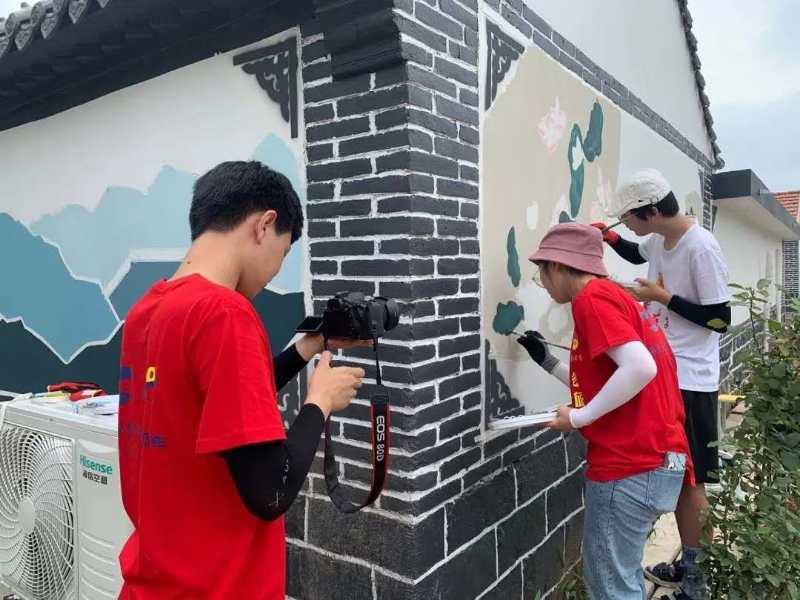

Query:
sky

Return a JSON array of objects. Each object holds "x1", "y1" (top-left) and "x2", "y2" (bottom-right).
[
  {"x1": 688, "y1": 0, "x2": 799, "y2": 192},
  {"x1": 0, "y1": 0, "x2": 796, "y2": 191}
]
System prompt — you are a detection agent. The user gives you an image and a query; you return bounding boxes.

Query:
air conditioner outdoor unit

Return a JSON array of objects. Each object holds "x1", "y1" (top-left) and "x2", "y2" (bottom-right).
[{"x1": 0, "y1": 396, "x2": 131, "y2": 600}]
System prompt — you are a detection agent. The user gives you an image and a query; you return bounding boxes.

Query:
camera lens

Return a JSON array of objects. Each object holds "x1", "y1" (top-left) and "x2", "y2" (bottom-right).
[{"x1": 380, "y1": 298, "x2": 400, "y2": 331}]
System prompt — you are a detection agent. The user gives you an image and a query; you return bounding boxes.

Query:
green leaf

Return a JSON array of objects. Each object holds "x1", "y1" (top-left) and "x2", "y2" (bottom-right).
[
  {"x1": 771, "y1": 364, "x2": 787, "y2": 378},
  {"x1": 583, "y1": 101, "x2": 603, "y2": 161},
  {"x1": 506, "y1": 227, "x2": 521, "y2": 288},
  {"x1": 780, "y1": 451, "x2": 800, "y2": 471},
  {"x1": 493, "y1": 301, "x2": 525, "y2": 336},
  {"x1": 785, "y1": 434, "x2": 800, "y2": 448}
]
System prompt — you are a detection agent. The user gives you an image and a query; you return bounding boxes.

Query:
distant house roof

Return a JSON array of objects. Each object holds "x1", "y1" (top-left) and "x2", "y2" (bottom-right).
[
  {"x1": 712, "y1": 169, "x2": 800, "y2": 240},
  {"x1": 775, "y1": 191, "x2": 800, "y2": 222}
]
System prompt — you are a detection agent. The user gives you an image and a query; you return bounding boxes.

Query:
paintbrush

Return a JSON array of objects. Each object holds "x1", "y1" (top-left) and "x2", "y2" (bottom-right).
[
  {"x1": 602, "y1": 220, "x2": 623, "y2": 233},
  {"x1": 512, "y1": 330, "x2": 570, "y2": 351}
]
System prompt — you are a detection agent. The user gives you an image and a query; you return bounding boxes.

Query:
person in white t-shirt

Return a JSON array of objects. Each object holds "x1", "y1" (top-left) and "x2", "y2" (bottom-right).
[{"x1": 592, "y1": 168, "x2": 730, "y2": 600}]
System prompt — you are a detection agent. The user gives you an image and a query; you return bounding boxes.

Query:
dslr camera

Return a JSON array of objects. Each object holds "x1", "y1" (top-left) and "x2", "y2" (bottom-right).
[{"x1": 296, "y1": 292, "x2": 400, "y2": 340}]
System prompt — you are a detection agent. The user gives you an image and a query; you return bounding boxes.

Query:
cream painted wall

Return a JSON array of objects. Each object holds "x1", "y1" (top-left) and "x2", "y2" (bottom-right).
[
  {"x1": 714, "y1": 207, "x2": 785, "y2": 325},
  {"x1": 524, "y1": 0, "x2": 712, "y2": 160}
]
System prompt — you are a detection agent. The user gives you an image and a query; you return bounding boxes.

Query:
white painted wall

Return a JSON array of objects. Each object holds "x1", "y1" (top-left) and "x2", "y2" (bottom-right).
[
  {"x1": 525, "y1": 0, "x2": 712, "y2": 159},
  {"x1": 714, "y1": 204, "x2": 785, "y2": 325},
  {"x1": 0, "y1": 30, "x2": 302, "y2": 226}
]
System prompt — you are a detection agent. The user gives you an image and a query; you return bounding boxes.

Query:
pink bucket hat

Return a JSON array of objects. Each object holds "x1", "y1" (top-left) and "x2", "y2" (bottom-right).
[{"x1": 528, "y1": 222, "x2": 608, "y2": 277}]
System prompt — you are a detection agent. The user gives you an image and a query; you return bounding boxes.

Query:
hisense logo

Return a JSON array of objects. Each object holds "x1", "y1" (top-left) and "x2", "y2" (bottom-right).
[{"x1": 80, "y1": 455, "x2": 113, "y2": 475}]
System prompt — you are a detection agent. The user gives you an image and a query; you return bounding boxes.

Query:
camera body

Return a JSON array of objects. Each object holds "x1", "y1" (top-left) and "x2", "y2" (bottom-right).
[{"x1": 297, "y1": 292, "x2": 400, "y2": 340}]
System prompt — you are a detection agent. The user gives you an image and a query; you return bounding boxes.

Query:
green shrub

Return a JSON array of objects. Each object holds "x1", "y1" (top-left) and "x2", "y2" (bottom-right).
[{"x1": 699, "y1": 283, "x2": 800, "y2": 599}]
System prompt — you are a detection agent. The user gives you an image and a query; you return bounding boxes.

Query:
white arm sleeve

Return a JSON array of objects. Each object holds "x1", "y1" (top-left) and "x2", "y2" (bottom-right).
[
  {"x1": 549, "y1": 360, "x2": 570, "y2": 387},
  {"x1": 568, "y1": 341, "x2": 657, "y2": 429}
]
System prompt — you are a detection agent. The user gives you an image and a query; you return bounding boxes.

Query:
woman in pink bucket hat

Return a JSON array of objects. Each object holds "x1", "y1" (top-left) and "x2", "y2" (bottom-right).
[{"x1": 517, "y1": 222, "x2": 693, "y2": 599}]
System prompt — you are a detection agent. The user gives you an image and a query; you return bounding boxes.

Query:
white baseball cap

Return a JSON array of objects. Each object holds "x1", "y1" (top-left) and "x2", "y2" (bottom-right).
[{"x1": 610, "y1": 168, "x2": 671, "y2": 218}]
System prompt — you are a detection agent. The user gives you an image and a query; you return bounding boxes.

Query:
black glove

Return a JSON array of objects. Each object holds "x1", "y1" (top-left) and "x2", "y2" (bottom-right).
[{"x1": 516, "y1": 331, "x2": 559, "y2": 373}]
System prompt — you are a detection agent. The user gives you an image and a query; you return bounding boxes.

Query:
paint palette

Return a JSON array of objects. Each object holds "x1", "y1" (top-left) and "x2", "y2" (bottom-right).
[{"x1": 488, "y1": 410, "x2": 557, "y2": 430}]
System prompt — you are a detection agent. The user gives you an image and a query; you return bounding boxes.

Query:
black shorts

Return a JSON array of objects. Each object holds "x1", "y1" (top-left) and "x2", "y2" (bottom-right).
[{"x1": 681, "y1": 389, "x2": 719, "y2": 484}]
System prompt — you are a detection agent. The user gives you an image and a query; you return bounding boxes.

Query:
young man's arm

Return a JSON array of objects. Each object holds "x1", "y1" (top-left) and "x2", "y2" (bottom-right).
[
  {"x1": 273, "y1": 344, "x2": 307, "y2": 391},
  {"x1": 224, "y1": 404, "x2": 324, "y2": 521},
  {"x1": 632, "y1": 281, "x2": 732, "y2": 333},
  {"x1": 667, "y1": 296, "x2": 731, "y2": 333},
  {"x1": 273, "y1": 335, "x2": 369, "y2": 391},
  {"x1": 225, "y1": 350, "x2": 364, "y2": 522},
  {"x1": 591, "y1": 223, "x2": 647, "y2": 265}
]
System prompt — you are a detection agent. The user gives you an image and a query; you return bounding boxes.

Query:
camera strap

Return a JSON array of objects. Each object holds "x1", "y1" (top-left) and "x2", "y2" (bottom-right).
[{"x1": 323, "y1": 338, "x2": 390, "y2": 513}]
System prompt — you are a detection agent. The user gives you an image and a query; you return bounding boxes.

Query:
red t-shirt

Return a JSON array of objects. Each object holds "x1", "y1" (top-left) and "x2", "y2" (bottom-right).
[
  {"x1": 569, "y1": 279, "x2": 693, "y2": 483},
  {"x1": 118, "y1": 274, "x2": 287, "y2": 599}
]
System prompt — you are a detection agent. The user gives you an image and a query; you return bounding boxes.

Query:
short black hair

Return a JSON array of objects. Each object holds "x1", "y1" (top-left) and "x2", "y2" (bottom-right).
[
  {"x1": 630, "y1": 191, "x2": 680, "y2": 220},
  {"x1": 190, "y1": 161, "x2": 303, "y2": 242}
]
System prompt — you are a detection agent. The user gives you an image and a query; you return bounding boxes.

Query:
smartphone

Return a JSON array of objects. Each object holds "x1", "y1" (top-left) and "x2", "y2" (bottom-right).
[{"x1": 295, "y1": 315, "x2": 324, "y2": 333}]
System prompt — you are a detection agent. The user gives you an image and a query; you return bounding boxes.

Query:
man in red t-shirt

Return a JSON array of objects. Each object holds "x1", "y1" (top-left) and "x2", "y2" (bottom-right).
[
  {"x1": 517, "y1": 223, "x2": 693, "y2": 599},
  {"x1": 118, "y1": 161, "x2": 365, "y2": 599}
]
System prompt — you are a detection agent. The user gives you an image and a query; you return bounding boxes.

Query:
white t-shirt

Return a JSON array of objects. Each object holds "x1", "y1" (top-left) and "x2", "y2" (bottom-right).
[{"x1": 639, "y1": 225, "x2": 730, "y2": 392}]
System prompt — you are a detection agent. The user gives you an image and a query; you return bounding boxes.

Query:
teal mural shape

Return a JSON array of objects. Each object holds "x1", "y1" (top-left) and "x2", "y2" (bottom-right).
[
  {"x1": 493, "y1": 301, "x2": 525, "y2": 336},
  {"x1": 30, "y1": 167, "x2": 194, "y2": 288},
  {"x1": 506, "y1": 227, "x2": 521, "y2": 288},
  {"x1": 564, "y1": 102, "x2": 604, "y2": 222},
  {"x1": 567, "y1": 123, "x2": 585, "y2": 219},
  {"x1": 110, "y1": 261, "x2": 182, "y2": 319},
  {"x1": 583, "y1": 101, "x2": 603, "y2": 162},
  {"x1": 0, "y1": 213, "x2": 119, "y2": 361}
]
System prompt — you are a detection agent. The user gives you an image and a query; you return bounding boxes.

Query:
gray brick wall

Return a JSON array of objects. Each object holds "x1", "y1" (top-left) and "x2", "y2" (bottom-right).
[
  {"x1": 718, "y1": 323, "x2": 756, "y2": 394},
  {"x1": 784, "y1": 240, "x2": 799, "y2": 313},
  {"x1": 700, "y1": 168, "x2": 714, "y2": 230}
]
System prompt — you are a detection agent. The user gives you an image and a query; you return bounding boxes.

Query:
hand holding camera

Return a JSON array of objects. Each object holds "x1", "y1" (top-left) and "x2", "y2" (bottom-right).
[
  {"x1": 295, "y1": 334, "x2": 373, "y2": 362},
  {"x1": 297, "y1": 291, "x2": 399, "y2": 513},
  {"x1": 306, "y1": 351, "x2": 365, "y2": 419}
]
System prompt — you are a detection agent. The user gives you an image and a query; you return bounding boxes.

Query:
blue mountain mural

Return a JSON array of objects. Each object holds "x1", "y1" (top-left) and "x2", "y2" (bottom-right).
[
  {"x1": 0, "y1": 213, "x2": 119, "y2": 361},
  {"x1": 109, "y1": 259, "x2": 304, "y2": 351},
  {"x1": 1, "y1": 133, "x2": 308, "y2": 394},
  {"x1": 30, "y1": 166, "x2": 194, "y2": 287},
  {"x1": 28, "y1": 134, "x2": 305, "y2": 293},
  {"x1": 110, "y1": 261, "x2": 182, "y2": 319}
]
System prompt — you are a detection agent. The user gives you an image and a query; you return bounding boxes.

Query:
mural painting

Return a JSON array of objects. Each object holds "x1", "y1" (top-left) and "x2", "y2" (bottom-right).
[
  {"x1": 481, "y1": 21, "x2": 703, "y2": 421},
  {"x1": 0, "y1": 31, "x2": 308, "y2": 426}
]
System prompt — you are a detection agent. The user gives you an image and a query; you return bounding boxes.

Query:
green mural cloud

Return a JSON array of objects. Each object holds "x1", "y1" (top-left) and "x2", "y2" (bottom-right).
[
  {"x1": 493, "y1": 301, "x2": 525, "y2": 335},
  {"x1": 584, "y1": 101, "x2": 604, "y2": 162}
]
